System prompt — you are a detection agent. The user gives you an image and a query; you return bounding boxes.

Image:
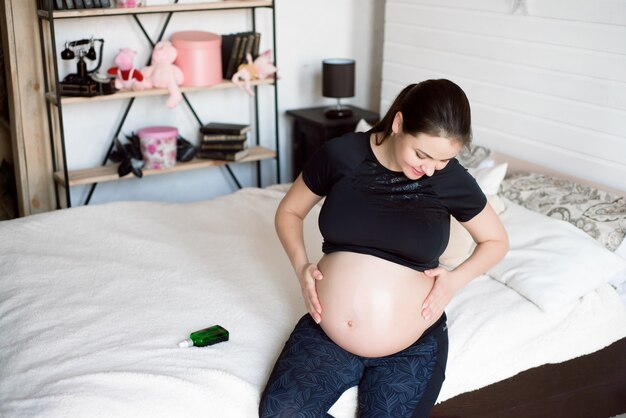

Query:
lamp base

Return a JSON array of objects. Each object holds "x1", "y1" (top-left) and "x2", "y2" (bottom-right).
[{"x1": 324, "y1": 106, "x2": 353, "y2": 119}]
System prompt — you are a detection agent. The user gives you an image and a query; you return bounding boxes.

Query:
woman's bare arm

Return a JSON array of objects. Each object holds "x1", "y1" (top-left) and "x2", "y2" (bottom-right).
[
  {"x1": 275, "y1": 175, "x2": 325, "y2": 322},
  {"x1": 421, "y1": 202, "x2": 509, "y2": 321}
]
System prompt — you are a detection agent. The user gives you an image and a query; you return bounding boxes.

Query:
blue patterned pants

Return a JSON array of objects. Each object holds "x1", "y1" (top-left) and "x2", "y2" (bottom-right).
[{"x1": 259, "y1": 313, "x2": 448, "y2": 418}]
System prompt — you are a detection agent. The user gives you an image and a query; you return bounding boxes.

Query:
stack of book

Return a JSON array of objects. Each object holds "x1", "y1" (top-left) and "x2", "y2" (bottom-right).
[
  {"x1": 221, "y1": 31, "x2": 261, "y2": 79},
  {"x1": 197, "y1": 122, "x2": 251, "y2": 161}
]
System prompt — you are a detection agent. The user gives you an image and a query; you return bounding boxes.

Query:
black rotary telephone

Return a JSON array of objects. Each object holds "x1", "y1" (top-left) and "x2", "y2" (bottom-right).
[{"x1": 59, "y1": 37, "x2": 115, "y2": 97}]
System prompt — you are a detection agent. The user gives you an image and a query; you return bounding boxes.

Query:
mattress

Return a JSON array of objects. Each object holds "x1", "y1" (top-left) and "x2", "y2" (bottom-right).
[{"x1": 0, "y1": 187, "x2": 624, "y2": 417}]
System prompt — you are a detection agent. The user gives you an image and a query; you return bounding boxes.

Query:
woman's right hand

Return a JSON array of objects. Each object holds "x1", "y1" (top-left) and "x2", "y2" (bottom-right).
[{"x1": 298, "y1": 263, "x2": 323, "y2": 324}]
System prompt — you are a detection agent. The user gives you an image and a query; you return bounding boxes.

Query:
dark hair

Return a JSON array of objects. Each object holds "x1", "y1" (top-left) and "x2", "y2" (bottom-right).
[{"x1": 371, "y1": 79, "x2": 472, "y2": 147}]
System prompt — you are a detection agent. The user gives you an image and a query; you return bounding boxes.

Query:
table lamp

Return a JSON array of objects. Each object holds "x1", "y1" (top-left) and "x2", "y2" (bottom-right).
[{"x1": 322, "y1": 58, "x2": 355, "y2": 119}]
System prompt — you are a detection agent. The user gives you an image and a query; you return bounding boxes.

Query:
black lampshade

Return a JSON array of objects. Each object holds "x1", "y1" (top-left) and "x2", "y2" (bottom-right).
[
  {"x1": 322, "y1": 59, "x2": 355, "y2": 118},
  {"x1": 322, "y1": 59, "x2": 355, "y2": 98}
]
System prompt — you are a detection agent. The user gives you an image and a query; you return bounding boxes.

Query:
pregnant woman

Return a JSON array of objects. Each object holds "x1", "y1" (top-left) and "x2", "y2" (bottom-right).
[{"x1": 260, "y1": 79, "x2": 509, "y2": 417}]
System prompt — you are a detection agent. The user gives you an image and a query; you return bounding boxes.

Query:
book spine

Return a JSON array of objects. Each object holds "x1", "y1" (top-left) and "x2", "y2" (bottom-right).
[
  {"x1": 221, "y1": 34, "x2": 241, "y2": 79},
  {"x1": 200, "y1": 130, "x2": 249, "y2": 135},
  {"x1": 199, "y1": 123, "x2": 251, "y2": 136},
  {"x1": 252, "y1": 32, "x2": 261, "y2": 59},
  {"x1": 197, "y1": 149, "x2": 249, "y2": 161},
  {"x1": 243, "y1": 32, "x2": 255, "y2": 62},
  {"x1": 199, "y1": 144, "x2": 246, "y2": 151},
  {"x1": 201, "y1": 134, "x2": 247, "y2": 141}
]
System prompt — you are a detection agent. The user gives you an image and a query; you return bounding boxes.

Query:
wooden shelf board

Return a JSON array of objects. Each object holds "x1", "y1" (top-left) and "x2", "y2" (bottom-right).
[
  {"x1": 39, "y1": 1, "x2": 272, "y2": 19},
  {"x1": 46, "y1": 78, "x2": 274, "y2": 105},
  {"x1": 54, "y1": 146, "x2": 276, "y2": 187}
]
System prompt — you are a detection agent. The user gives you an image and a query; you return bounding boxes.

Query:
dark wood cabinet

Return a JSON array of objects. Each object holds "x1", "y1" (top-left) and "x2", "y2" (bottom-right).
[{"x1": 286, "y1": 106, "x2": 379, "y2": 179}]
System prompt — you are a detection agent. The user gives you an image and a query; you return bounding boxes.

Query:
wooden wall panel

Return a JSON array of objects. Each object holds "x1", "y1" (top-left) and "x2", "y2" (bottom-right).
[
  {"x1": 1, "y1": 0, "x2": 54, "y2": 215},
  {"x1": 382, "y1": 0, "x2": 626, "y2": 193},
  {"x1": 386, "y1": 2, "x2": 626, "y2": 54}
]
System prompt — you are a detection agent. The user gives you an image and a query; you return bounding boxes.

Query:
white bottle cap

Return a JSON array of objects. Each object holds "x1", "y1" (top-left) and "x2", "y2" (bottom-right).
[{"x1": 178, "y1": 338, "x2": 193, "y2": 348}]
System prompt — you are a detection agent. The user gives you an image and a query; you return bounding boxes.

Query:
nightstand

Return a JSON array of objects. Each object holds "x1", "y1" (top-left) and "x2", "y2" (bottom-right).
[{"x1": 286, "y1": 106, "x2": 380, "y2": 179}]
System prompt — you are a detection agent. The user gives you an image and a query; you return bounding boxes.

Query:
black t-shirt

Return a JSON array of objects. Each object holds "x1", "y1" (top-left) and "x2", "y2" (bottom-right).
[{"x1": 302, "y1": 131, "x2": 487, "y2": 271}]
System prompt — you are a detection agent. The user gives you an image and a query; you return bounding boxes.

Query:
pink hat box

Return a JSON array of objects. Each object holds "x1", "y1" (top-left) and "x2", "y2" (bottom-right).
[
  {"x1": 137, "y1": 126, "x2": 178, "y2": 170},
  {"x1": 171, "y1": 31, "x2": 222, "y2": 87}
]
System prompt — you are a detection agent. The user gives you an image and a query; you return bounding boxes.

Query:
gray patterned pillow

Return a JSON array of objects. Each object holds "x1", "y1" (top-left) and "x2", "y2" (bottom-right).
[
  {"x1": 456, "y1": 144, "x2": 492, "y2": 168},
  {"x1": 499, "y1": 172, "x2": 626, "y2": 251}
]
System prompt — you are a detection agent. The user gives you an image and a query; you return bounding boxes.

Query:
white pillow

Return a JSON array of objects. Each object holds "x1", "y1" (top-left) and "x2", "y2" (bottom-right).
[
  {"x1": 468, "y1": 163, "x2": 508, "y2": 195},
  {"x1": 355, "y1": 118, "x2": 373, "y2": 132},
  {"x1": 489, "y1": 198, "x2": 626, "y2": 313}
]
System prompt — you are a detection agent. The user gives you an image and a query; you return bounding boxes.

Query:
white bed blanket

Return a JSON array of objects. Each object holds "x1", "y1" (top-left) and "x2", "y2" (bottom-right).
[{"x1": 1, "y1": 188, "x2": 625, "y2": 418}]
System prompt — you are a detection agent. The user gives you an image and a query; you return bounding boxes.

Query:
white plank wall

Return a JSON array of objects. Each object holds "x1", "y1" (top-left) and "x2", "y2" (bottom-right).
[{"x1": 381, "y1": 0, "x2": 626, "y2": 193}]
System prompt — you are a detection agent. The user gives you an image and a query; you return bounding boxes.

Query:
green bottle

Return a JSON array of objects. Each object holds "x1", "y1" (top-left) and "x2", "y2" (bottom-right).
[{"x1": 178, "y1": 325, "x2": 229, "y2": 348}]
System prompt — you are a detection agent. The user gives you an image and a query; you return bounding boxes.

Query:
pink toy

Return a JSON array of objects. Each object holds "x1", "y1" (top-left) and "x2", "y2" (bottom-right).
[
  {"x1": 115, "y1": 0, "x2": 144, "y2": 7},
  {"x1": 107, "y1": 48, "x2": 144, "y2": 91},
  {"x1": 139, "y1": 41, "x2": 184, "y2": 108},
  {"x1": 231, "y1": 49, "x2": 277, "y2": 96}
]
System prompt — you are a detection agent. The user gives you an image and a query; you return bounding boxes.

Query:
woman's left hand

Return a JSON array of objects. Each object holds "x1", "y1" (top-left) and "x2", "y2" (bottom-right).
[{"x1": 421, "y1": 267, "x2": 459, "y2": 323}]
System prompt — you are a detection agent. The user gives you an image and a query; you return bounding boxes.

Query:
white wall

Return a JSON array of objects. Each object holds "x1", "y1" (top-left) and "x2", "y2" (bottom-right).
[
  {"x1": 52, "y1": 0, "x2": 384, "y2": 206},
  {"x1": 382, "y1": 0, "x2": 626, "y2": 193},
  {"x1": 276, "y1": 0, "x2": 384, "y2": 179}
]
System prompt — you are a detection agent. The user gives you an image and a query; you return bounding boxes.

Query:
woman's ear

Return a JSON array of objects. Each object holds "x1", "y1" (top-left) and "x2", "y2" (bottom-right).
[{"x1": 392, "y1": 112, "x2": 403, "y2": 135}]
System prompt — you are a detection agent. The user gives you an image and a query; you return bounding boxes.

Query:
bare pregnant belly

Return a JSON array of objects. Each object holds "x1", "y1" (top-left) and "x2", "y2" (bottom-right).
[{"x1": 316, "y1": 252, "x2": 435, "y2": 358}]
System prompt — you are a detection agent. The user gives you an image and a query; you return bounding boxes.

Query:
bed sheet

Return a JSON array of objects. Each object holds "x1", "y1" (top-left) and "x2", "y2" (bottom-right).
[
  {"x1": 1, "y1": 187, "x2": 625, "y2": 418},
  {"x1": 611, "y1": 239, "x2": 626, "y2": 306}
]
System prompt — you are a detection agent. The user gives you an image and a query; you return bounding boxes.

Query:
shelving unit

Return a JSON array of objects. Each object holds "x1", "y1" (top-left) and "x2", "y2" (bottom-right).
[
  {"x1": 36, "y1": 0, "x2": 280, "y2": 208},
  {"x1": 45, "y1": 78, "x2": 275, "y2": 105},
  {"x1": 54, "y1": 146, "x2": 275, "y2": 187},
  {"x1": 37, "y1": 0, "x2": 272, "y2": 18}
]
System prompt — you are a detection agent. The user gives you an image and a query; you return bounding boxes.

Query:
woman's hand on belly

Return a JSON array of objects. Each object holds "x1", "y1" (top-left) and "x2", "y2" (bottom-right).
[
  {"x1": 421, "y1": 267, "x2": 460, "y2": 323},
  {"x1": 297, "y1": 263, "x2": 324, "y2": 324}
]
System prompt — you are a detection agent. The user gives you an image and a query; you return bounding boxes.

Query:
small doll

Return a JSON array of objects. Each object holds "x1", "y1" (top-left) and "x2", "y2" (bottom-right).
[
  {"x1": 107, "y1": 48, "x2": 144, "y2": 90},
  {"x1": 231, "y1": 49, "x2": 277, "y2": 96},
  {"x1": 115, "y1": 0, "x2": 145, "y2": 7}
]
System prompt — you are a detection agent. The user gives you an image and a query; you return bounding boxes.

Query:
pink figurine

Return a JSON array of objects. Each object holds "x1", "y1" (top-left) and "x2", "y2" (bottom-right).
[
  {"x1": 116, "y1": 0, "x2": 144, "y2": 7},
  {"x1": 107, "y1": 48, "x2": 144, "y2": 91},
  {"x1": 231, "y1": 49, "x2": 277, "y2": 96}
]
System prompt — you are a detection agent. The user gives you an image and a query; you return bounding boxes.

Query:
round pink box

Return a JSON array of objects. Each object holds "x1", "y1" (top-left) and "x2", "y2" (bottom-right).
[
  {"x1": 137, "y1": 126, "x2": 178, "y2": 170},
  {"x1": 171, "y1": 31, "x2": 222, "y2": 87}
]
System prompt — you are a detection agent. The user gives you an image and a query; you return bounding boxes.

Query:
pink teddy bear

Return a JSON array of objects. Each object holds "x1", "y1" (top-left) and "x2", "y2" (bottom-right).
[
  {"x1": 139, "y1": 41, "x2": 184, "y2": 108},
  {"x1": 231, "y1": 49, "x2": 277, "y2": 96}
]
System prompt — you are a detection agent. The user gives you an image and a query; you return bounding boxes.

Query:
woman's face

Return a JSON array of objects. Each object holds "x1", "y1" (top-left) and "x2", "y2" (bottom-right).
[{"x1": 391, "y1": 113, "x2": 462, "y2": 181}]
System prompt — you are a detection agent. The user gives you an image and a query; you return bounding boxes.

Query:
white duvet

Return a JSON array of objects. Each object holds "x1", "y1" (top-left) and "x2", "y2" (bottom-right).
[{"x1": 1, "y1": 187, "x2": 625, "y2": 418}]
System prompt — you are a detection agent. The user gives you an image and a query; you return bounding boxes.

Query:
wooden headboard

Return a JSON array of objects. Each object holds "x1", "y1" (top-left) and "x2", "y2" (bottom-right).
[
  {"x1": 493, "y1": 152, "x2": 626, "y2": 198},
  {"x1": 381, "y1": 0, "x2": 626, "y2": 195}
]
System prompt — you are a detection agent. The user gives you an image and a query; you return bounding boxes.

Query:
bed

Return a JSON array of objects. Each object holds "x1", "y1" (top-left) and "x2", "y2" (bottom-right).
[
  {"x1": 1, "y1": 150, "x2": 625, "y2": 418},
  {"x1": 431, "y1": 151, "x2": 626, "y2": 418}
]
